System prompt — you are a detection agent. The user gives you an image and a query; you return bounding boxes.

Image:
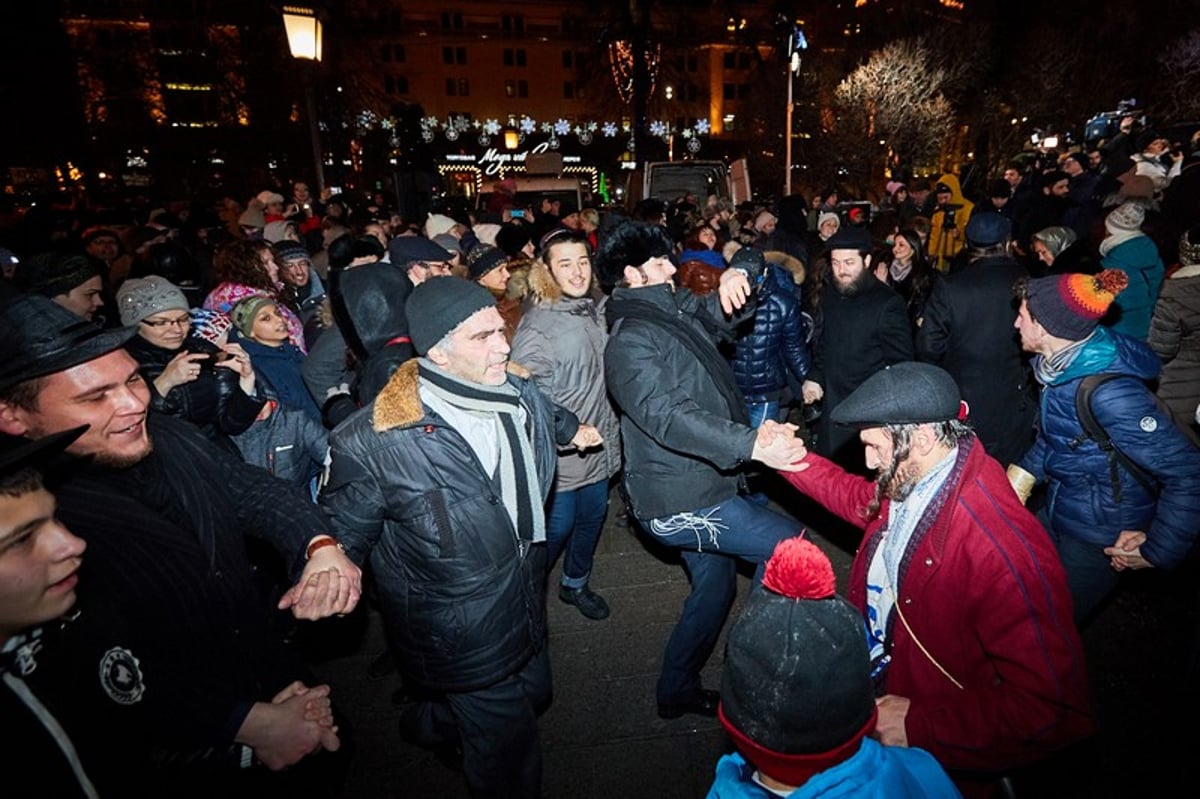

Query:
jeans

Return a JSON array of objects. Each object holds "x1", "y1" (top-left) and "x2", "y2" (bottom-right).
[
  {"x1": 745, "y1": 399, "x2": 784, "y2": 429},
  {"x1": 545, "y1": 479, "x2": 609, "y2": 590},
  {"x1": 641, "y1": 496, "x2": 802, "y2": 703}
]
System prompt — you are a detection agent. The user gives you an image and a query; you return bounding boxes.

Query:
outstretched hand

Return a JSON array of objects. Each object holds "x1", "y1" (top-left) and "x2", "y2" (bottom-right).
[{"x1": 718, "y1": 268, "x2": 752, "y2": 315}]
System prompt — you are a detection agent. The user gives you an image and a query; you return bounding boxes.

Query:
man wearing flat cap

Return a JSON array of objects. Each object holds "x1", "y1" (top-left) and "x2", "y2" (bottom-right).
[
  {"x1": 0, "y1": 295, "x2": 360, "y2": 796},
  {"x1": 777, "y1": 361, "x2": 1093, "y2": 793},
  {"x1": 1009, "y1": 270, "x2": 1200, "y2": 623},
  {"x1": 801, "y1": 225, "x2": 913, "y2": 468},
  {"x1": 321, "y1": 277, "x2": 596, "y2": 797}
]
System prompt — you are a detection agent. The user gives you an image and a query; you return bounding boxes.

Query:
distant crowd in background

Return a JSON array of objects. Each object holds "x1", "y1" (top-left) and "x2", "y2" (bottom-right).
[{"x1": 2, "y1": 110, "x2": 1199, "y2": 798}]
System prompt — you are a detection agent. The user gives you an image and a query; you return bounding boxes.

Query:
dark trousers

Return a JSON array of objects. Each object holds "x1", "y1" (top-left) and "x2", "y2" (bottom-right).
[
  {"x1": 641, "y1": 496, "x2": 801, "y2": 703},
  {"x1": 399, "y1": 646, "x2": 551, "y2": 798}
]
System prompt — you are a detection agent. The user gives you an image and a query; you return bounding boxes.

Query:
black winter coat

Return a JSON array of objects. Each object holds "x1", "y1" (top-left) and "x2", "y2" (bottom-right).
[
  {"x1": 322, "y1": 359, "x2": 563, "y2": 693},
  {"x1": 809, "y1": 278, "x2": 914, "y2": 462},
  {"x1": 605, "y1": 283, "x2": 759, "y2": 520},
  {"x1": 27, "y1": 414, "x2": 327, "y2": 796},
  {"x1": 125, "y1": 334, "x2": 264, "y2": 452},
  {"x1": 916, "y1": 255, "x2": 1038, "y2": 466}
]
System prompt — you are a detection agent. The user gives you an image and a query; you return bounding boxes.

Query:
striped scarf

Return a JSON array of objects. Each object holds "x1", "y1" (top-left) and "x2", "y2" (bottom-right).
[{"x1": 418, "y1": 359, "x2": 545, "y2": 543}]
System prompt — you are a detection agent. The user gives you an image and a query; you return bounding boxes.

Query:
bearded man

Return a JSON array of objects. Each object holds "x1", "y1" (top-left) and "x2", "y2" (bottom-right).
[
  {"x1": 779, "y1": 362, "x2": 1093, "y2": 797},
  {"x1": 802, "y1": 227, "x2": 913, "y2": 468}
]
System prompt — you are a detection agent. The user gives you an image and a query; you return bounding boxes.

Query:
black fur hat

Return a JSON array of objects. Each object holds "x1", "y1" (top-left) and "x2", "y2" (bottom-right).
[{"x1": 593, "y1": 220, "x2": 675, "y2": 290}]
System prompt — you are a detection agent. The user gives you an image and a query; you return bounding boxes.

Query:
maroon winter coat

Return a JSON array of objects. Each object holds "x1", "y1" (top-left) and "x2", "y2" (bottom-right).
[{"x1": 782, "y1": 436, "x2": 1094, "y2": 775}]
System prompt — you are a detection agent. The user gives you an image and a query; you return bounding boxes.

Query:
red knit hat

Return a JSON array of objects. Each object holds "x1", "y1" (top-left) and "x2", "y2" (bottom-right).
[{"x1": 1026, "y1": 269, "x2": 1128, "y2": 340}]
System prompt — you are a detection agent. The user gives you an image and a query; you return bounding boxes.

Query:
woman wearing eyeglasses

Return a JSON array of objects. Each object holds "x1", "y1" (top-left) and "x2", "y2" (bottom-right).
[{"x1": 117, "y1": 274, "x2": 265, "y2": 454}]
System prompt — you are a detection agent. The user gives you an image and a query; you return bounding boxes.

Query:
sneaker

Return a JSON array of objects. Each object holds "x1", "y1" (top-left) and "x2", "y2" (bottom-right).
[{"x1": 558, "y1": 585, "x2": 611, "y2": 620}]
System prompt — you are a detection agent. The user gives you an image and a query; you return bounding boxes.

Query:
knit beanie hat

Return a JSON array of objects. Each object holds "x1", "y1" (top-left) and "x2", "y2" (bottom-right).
[
  {"x1": 1026, "y1": 269, "x2": 1129, "y2": 340},
  {"x1": 13, "y1": 252, "x2": 100, "y2": 298},
  {"x1": 189, "y1": 307, "x2": 232, "y2": 345},
  {"x1": 406, "y1": 277, "x2": 496, "y2": 355},
  {"x1": 466, "y1": 243, "x2": 509, "y2": 281},
  {"x1": 116, "y1": 275, "x2": 189, "y2": 326},
  {"x1": 424, "y1": 213, "x2": 457, "y2": 239},
  {"x1": 817, "y1": 212, "x2": 840, "y2": 233},
  {"x1": 1106, "y1": 202, "x2": 1145, "y2": 234},
  {"x1": 229, "y1": 295, "x2": 278, "y2": 338},
  {"x1": 273, "y1": 240, "x2": 310, "y2": 263},
  {"x1": 719, "y1": 537, "x2": 877, "y2": 787}
]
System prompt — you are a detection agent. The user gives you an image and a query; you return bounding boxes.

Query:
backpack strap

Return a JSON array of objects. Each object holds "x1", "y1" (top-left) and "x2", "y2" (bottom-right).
[{"x1": 1070, "y1": 374, "x2": 1157, "y2": 501}]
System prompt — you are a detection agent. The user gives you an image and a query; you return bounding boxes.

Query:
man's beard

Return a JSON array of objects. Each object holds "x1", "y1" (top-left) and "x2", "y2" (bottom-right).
[
  {"x1": 833, "y1": 268, "x2": 872, "y2": 297},
  {"x1": 876, "y1": 455, "x2": 921, "y2": 502},
  {"x1": 95, "y1": 437, "x2": 154, "y2": 469}
]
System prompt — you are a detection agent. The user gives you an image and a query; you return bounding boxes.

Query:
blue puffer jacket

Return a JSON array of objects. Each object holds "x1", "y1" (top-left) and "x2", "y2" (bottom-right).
[
  {"x1": 730, "y1": 266, "x2": 811, "y2": 401},
  {"x1": 1017, "y1": 326, "x2": 1200, "y2": 568}
]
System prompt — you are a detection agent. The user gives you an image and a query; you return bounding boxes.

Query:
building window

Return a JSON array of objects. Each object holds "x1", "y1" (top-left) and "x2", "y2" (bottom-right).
[
  {"x1": 502, "y1": 14, "x2": 524, "y2": 33},
  {"x1": 723, "y1": 52, "x2": 735, "y2": 69},
  {"x1": 738, "y1": 83, "x2": 751, "y2": 100},
  {"x1": 562, "y1": 50, "x2": 572, "y2": 69},
  {"x1": 723, "y1": 113, "x2": 736, "y2": 132},
  {"x1": 382, "y1": 44, "x2": 405, "y2": 62},
  {"x1": 457, "y1": 78, "x2": 470, "y2": 96},
  {"x1": 385, "y1": 76, "x2": 408, "y2": 95},
  {"x1": 443, "y1": 46, "x2": 453, "y2": 64},
  {"x1": 444, "y1": 46, "x2": 467, "y2": 65},
  {"x1": 504, "y1": 48, "x2": 527, "y2": 67},
  {"x1": 441, "y1": 11, "x2": 463, "y2": 29},
  {"x1": 738, "y1": 52, "x2": 750, "y2": 69},
  {"x1": 518, "y1": 80, "x2": 528, "y2": 98},
  {"x1": 446, "y1": 78, "x2": 457, "y2": 96},
  {"x1": 723, "y1": 83, "x2": 735, "y2": 100},
  {"x1": 505, "y1": 79, "x2": 516, "y2": 97}
]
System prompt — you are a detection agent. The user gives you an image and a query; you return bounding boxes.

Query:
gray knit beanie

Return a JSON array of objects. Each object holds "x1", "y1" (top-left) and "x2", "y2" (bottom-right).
[{"x1": 116, "y1": 275, "x2": 189, "y2": 326}]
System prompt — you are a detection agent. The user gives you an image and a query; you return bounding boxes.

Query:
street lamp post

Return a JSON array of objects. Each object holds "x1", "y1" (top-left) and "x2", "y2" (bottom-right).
[
  {"x1": 783, "y1": 26, "x2": 807, "y2": 198},
  {"x1": 282, "y1": 5, "x2": 326, "y2": 193}
]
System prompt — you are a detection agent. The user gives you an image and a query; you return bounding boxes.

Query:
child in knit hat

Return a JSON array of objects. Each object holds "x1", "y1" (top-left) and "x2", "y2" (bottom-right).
[
  {"x1": 710, "y1": 536, "x2": 960, "y2": 798},
  {"x1": 228, "y1": 295, "x2": 328, "y2": 496}
]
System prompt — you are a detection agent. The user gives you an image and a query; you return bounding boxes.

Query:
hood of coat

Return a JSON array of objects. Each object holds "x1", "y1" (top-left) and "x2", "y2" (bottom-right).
[
  {"x1": 764, "y1": 250, "x2": 805, "y2": 286},
  {"x1": 372, "y1": 357, "x2": 533, "y2": 432}
]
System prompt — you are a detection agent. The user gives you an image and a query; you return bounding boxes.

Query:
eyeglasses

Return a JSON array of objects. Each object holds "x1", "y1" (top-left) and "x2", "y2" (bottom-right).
[{"x1": 141, "y1": 314, "x2": 191, "y2": 329}]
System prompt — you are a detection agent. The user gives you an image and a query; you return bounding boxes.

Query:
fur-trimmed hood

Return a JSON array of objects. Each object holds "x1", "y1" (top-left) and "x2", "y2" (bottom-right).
[
  {"x1": 764, "y1": 250, "x2": 805, "y2": 286},
  {"x1": 372, "y1": 357, "x2": 532, "y2": 432}
]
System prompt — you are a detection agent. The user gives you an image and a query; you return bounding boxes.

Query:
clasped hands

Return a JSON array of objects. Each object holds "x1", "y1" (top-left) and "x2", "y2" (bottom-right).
[
  {"x1": 751, "y1": 420, "x2": 811, "y2": 473},
  {"x1": 279, "y1": 543, "x2": 363, "y2": 621},
  {"x1": 1104, "y1": 530, "x2": 1152, "y2": 572}
]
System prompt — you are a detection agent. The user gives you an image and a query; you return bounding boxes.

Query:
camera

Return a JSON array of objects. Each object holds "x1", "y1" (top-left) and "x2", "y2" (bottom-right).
[
  {"x1": 510, "y1": 209, "x2": 525, "y2": 218},
  {"x1": 939, "y1": 202, "x2": 963, "y2": 229}
]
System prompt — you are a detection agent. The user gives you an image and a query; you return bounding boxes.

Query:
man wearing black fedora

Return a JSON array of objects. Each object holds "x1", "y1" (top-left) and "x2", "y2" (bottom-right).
[
  {"x1": 0, "y1": 294, "x2": 361, "y2": 797},
  {"x1": 776, "y1": 362, "x2": 1093, "y2": 795}
]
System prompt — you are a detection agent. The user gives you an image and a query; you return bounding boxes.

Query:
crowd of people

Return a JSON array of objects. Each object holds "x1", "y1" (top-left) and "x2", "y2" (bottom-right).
[{"x1": 1, "y1": 123, "x2": 1199, "y2": 799}]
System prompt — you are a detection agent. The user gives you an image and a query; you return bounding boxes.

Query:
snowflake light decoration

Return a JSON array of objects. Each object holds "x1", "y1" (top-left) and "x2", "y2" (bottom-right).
[
  {"x1": 695, "y1": 119, "x2": 710, "y2": 135},
  {"x1": 520, "y1": 116, "x2": 536, "y2": 134},
  {"x1": 649, "y1": 120, "x2": 668, "y2": 137},
  {"x1": 554, "y1": 119, "x2": 571, "y2": 136},
  {"x1": 540, "y1": 122, "x2": 553, "y2": 134},
  {"x1": 484, "y1": 119, "x2": 501, "y2": 135},
  {"x1": 602, "y1": 122, "x2": 618, "y2": 137}
]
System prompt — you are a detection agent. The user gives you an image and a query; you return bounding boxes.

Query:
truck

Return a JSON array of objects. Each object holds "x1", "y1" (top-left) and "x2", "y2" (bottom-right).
[{"x1": 624, "y1": 158, "x2": 751, "y2": 211}]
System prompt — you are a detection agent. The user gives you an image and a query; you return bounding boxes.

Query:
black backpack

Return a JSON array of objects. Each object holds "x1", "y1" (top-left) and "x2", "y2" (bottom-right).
[{"x1": 1070, "y1": 373, "x2": 1200, "y2": 501}]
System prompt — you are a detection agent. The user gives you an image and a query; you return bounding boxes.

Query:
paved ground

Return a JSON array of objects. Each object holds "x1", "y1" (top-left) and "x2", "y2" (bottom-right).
[{"x1": 301, "y1": 479, "x2": 1197, "y2": 798}]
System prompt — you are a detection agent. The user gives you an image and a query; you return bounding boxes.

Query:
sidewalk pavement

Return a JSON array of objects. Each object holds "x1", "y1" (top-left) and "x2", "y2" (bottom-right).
[{"x1": 307, "y1": 482, "x2": 1196, "y2": 798}]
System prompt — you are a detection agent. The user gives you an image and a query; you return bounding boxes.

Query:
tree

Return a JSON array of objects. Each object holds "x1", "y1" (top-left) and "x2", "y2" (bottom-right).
[
  {"x1": 829, "y1": 38, "x2": 963, "y2": 193},
  {"x1": 1158, "y1": 29, "x2": 1200, "y2": 122}
]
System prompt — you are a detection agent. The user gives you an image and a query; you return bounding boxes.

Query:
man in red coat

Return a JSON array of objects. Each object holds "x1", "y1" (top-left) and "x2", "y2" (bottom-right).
[{"x1": 777, "y1": 362, "x2": 1093, "y2": 795}]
